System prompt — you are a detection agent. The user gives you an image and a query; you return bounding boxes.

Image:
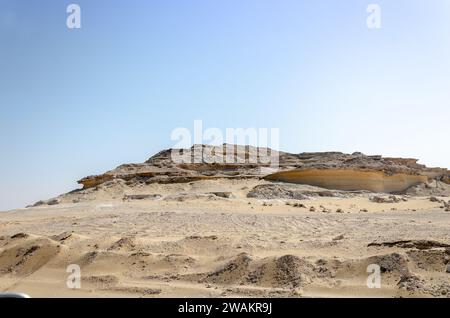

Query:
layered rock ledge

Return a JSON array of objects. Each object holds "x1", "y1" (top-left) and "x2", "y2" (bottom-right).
[{"x1": 77, "y1": 144, "x2": 449, "y2": 193}]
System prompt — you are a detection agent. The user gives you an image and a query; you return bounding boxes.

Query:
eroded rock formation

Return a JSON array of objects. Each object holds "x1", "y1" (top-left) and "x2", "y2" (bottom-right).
[
  {"x1": 77, "y1": 144, "x2": 449, "y2": 194},
  {"x1": 264, "y1": 169, "x2": 428, "y2": 193}
]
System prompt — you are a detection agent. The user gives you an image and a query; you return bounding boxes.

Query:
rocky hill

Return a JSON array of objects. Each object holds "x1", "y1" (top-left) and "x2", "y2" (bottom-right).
[
  {"x1": 77, "y1": 144, "x2": 449, "y2": 193},
  {"x1": 12, "y1": 146, "x2": 450, "y2": 298}
]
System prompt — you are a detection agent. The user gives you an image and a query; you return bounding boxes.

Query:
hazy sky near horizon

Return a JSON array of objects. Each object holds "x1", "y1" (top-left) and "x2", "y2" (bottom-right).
[{"x1": 1, "y1": 0, "x2": 449, "y2": 210}]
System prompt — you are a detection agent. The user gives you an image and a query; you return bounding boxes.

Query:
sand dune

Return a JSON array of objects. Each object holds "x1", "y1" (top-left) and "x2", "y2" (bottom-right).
[
  {"x1": 1, "y1": 146, "x2": 449, "y2": 297},
  {"x1": 1, "y1": 178, "x2": 450, "y2": 297}
]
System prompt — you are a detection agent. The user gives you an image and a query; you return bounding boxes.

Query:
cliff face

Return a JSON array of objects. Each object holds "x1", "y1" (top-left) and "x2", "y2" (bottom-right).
[
  {"x1": 264, "y1": 169, "x2": 428, "y2": 193},
  {"x1": 77, "y1": 144, "x2": 449, "y2": 193}
]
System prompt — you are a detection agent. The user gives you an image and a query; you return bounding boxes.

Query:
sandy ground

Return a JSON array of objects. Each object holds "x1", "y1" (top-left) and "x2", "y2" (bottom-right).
[{"x1": 1, "y1": 179, "x2": 450, "y2": 298}]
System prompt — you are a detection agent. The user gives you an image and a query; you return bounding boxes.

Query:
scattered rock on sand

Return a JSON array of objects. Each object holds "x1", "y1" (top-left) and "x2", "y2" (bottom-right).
[
  {"x1": 29, "y1": 198, "x2": 60, "y2": 207},
  {"x1": 51, "y1": 231, "x2": 73, "y2": 242},
  {"x1": 186, "y1": 235, "x2": 218, "y2": 241},
  {"x1": 123, "y1": 194, "x2": 162, "y2": 201},
  {"x1": 108, "y1": 237, "x2": 136, "y2": 251},
  {"x1": 397, "y1": 274, "x2": 424, "y2": 292},
  {"x1": 111, "y1": 286, "x2": 161, "y2": 296},
  {"x1": 375, "y1": 253, "x2": 409, "y2": 275},
  {"x1": 204, "y1": 253, "x2": 252, "y2": 284},
  {"x1": 30, "y1": 200, "x2": 46, "y2": 207},
  {"x1": 209, "y1": 192, "x2": 233, "y2": 199},
  {"x1": 368, "y1": 240, "x2": 450, "y2": 250},
  {"x1": 398, "y1": 274, "x2": 450, "y2": 296},
  {"x1": 11, "y1": 233, "x2": 29, "y2": 239},
  {"x1": 406, "y1": 181, "x2": 450, "y2": 197},
  {"x1": 0, "y1": 239, "x2": 60, "y2": 275},
  {"x1": 369, "y1": 195, "x2": 401, "y2": 203},
  {"x1": 406, "y1": 249, "x2": 448, "y2": 271},
  {"x1": 164, "y1": 193, "x2": 217, "y2": 201},
  {"x1": 47, "y1": 198, "x2": 60, "y2": 205},
  {"x1": 247, "y1": 255, "x2": 314, "y2": 289},
  {"x1": 80, "y1": 251, "x2": 99, "y2": 266},
  {"x1": 83, "y1": 275, "x2": 119, "y2": 287},
  {"x1": 444, "y1": 202, "x2": 450, "y2": 212},
  {"x1": 247, "y1": 184, "x2": 308, "y2": 200}
]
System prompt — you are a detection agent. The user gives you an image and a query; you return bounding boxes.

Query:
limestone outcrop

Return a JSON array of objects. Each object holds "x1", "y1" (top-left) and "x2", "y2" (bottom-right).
[
  {"x1": 77, "y1": 144, "x2": 449, "y2": 194},
  {"x1": 264, "y1": 168, "x2": 428, "y2": 193}
]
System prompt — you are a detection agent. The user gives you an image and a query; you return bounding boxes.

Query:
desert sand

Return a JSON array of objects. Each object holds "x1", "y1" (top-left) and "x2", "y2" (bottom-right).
[{"x1": 1, "y1": 146, "x2": 450, "y2": 298}]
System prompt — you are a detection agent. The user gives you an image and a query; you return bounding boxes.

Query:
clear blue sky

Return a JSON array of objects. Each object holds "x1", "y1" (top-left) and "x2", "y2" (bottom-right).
[{"x1": 1, "y1": 0, "x2": 449, "y2": 210}]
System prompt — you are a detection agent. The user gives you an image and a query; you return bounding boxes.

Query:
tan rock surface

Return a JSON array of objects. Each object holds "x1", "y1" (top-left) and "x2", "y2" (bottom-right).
[
  {"x1": 77, "y1": 145, "x2": 449, "y2": 194},
  {"x1": 264, "y1": 168, "x2": 428, "y2": 193}
]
